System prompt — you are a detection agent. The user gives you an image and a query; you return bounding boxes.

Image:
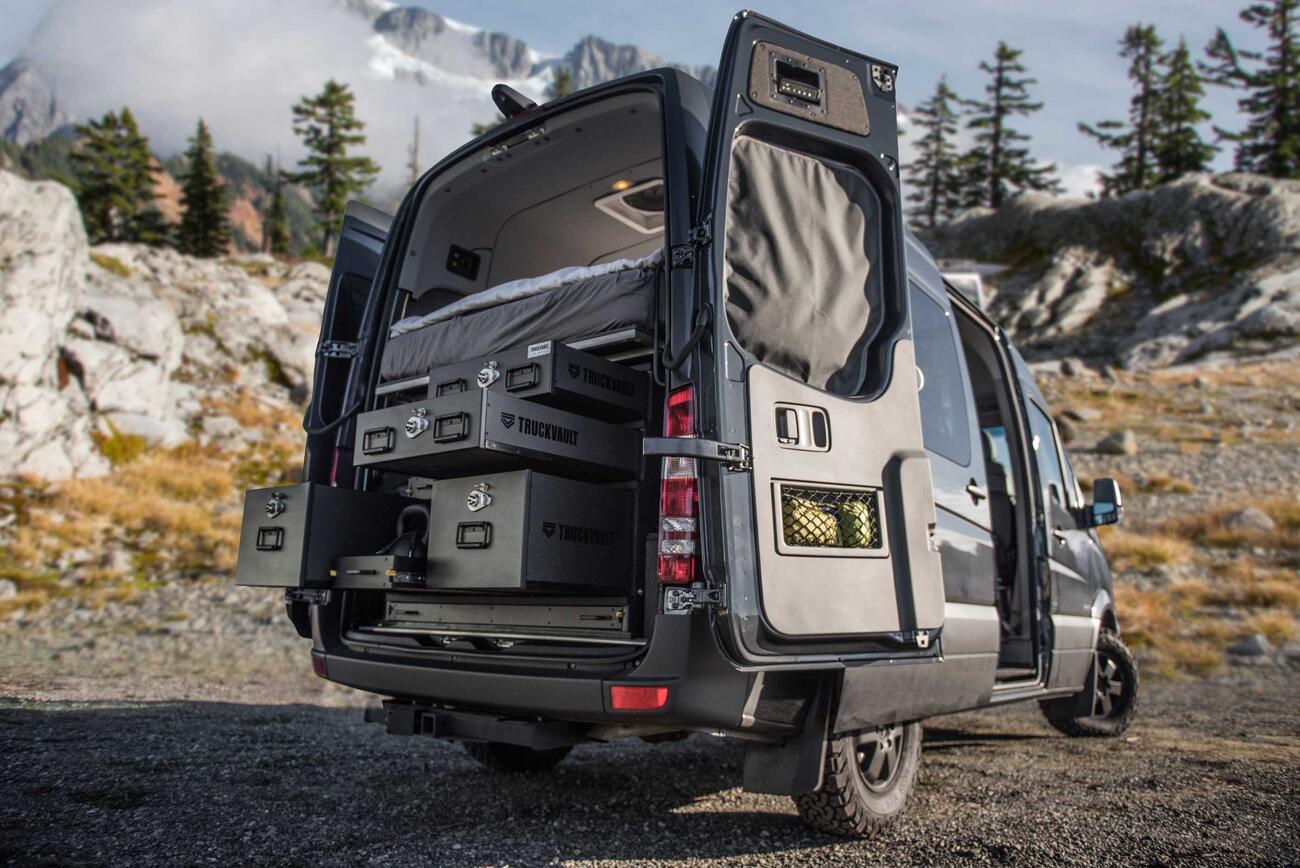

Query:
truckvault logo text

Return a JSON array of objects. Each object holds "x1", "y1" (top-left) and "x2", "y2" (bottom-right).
[
  {"x1": 502, "y1": 414, "x2": 579, "y2": 445},
  {"x1": 568, "y1": 363, "x2": 635, "y2": 397},
  {"x1": 541, "y1": 521, "x2": 615, "y2": 546}
]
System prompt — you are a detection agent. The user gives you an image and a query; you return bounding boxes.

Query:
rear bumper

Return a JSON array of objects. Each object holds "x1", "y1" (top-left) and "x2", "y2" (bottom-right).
[{"x1": 313, "y1": 611, "x2": 763, "y2": 733}]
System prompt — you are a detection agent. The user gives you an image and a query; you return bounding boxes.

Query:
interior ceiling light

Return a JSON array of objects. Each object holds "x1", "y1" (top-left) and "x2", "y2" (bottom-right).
[
  {"x1": 610, "y1": 178, "x2": 634, "y2": 192},
  {"x1": 595, "y1": 178, "x2": 665, "y2": 235}
]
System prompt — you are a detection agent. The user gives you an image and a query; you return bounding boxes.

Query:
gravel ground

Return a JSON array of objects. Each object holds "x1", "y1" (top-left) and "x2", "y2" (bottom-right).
[{"x1": 1, "y1": 656, "x2": 1297, "y2": 866}]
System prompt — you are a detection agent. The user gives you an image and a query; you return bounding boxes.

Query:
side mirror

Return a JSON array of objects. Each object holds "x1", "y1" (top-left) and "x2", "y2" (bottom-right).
[{"x1": 1087, "y1": 477, "x2": 1123, "y2": 527}]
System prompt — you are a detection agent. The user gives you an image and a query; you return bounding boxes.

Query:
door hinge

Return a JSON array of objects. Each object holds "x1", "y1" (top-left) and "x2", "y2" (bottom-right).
[
  {"x1": 664, "y1": 584, "x2": 724, "y2": 613},
  {"x1": 644, "y1": 438, "x2": 751, "y2": 472},
  {"x1": 317, "y1": 340, "x2": 358, "y2": 359},
  {"x1": 669, "y1": 218, "x2": 713, "y2": 269}
]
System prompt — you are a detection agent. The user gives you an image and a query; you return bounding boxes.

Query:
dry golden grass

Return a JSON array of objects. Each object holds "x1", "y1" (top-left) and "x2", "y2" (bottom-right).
[
  {"x1": 1098, "y1": 526, "x2": 1192, "y2": 571},
  {"x1": 1161, "y1": 497, "x2": 1300, "y2": 552},
  {"x1": 0, "y1": 390, "x2": 302, "y2": 613}
]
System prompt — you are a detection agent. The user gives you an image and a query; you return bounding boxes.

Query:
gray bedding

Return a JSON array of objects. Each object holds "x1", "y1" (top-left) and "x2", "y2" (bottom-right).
[{"x1": 380, "y1": 263, "x2": 658, "y2": 381}]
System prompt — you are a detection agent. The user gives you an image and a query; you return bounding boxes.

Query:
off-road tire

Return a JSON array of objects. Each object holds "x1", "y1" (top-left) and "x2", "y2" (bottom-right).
[
  {"x1": 792, "y1": 721, "x2": 922, "y2": 838},
  {"x1": 1042, "y1": 630, "x2": 1139, "y2": 737},
  {"x1": 461, "y1": 741, "x2": 572, "y2": 773}
]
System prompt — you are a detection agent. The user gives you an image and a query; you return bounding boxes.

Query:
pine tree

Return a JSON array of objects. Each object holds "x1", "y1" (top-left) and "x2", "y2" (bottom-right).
[
  {"x1": 176, "y1": 119, "x2": 230, "y2": 258},
  {"x1": 288, "y1": 80, "x2": 380, "y2": 256},
  {"x1": 406, "y1": 116, "x2": 421, "y2": 187},
  {"x1": 545, "y1": 67, "x2": 573, "y2": 100},
  {"x1": 1202, "y1": 0, "x2": 1300, "y2": 177},
  {"x1": 70, "y1": 110, "x2": 129, "y2": 242},
  {"x1": 118, "y1": 108, "x2": 168, "y2": 245},
  {"x1": 963, "y1": 42, "x2": 1061, "y2": 208},
  {"x1": 1153, "y1": 38, "x2": 1218, "y2": 182},
  {"x1": 266, "y1": 158, "x2": 291, "y2": 258},
  {"x1": 906, "y1": 77, "x2": 967, "y2": 227},
  {"x1": 69, "y1": 107, "x2": 165, "y2": 244},
  {"x1": 1079, "y1": 25, "x2": 1164, "y2": 196}
]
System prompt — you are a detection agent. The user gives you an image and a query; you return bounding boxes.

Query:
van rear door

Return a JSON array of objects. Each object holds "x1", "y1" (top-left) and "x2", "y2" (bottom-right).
[
  {"x1": 303, "y1": 201, "x2": 391, "y2": 484},
  {"x1": 698, "y1": 12, "x2": 944, "y2": 665}
]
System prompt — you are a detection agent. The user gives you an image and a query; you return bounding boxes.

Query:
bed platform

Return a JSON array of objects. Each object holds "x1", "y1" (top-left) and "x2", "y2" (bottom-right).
[{"x1": 379, "y1": 251, "x2": 662, "y2": 384}]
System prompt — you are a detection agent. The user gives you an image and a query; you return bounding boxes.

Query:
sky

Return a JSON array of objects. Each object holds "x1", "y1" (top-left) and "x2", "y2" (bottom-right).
[{"x1": 1, "y1": 0, "x2": 1255, "y2": 194}]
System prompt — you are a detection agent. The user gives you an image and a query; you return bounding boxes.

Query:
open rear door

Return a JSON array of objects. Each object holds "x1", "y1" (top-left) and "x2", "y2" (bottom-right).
[
  {"x1": 303, "y1": 201, "x2": 391, "y2": 484},
  {"x1": 700, "y1": 12, "x2": 944, "y2": 665}
]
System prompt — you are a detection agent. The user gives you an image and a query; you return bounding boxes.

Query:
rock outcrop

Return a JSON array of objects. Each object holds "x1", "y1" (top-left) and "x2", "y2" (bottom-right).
[
  {"x1": 0, "y1": 58, "x2": 66, "y2": 146},
  {"x1": 920, "y1": 173, "x2": 1300, "y2": 369},
  {"x1": 0, "y1": 170, "x2": 327, "y2": 480}
]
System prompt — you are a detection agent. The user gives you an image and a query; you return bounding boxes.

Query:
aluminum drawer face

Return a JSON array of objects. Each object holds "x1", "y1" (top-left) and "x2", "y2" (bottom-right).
[
  {"x1": 353, "y1": 391, "x2": 640, "y2": 481},
  {"x1": 426, "y1": 470, "x2": 633, "y2": 592},
  {"x1": 235, "y1": 484, "x2": 411, "y2": 588},
  {"x1": 427, "y1": 341, "x2": 649, "y2": 421}
]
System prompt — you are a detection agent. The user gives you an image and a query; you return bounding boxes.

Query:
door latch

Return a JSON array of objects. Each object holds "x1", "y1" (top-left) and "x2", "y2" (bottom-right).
[
  {"x1": 664, "y1": 585, "x2": 724, "y2": 613},
  {"x1": 643, "y1": 438, "x2": 751, "y2": 472}
]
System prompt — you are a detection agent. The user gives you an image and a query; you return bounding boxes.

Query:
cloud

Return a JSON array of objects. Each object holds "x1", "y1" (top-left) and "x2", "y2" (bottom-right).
[{"x1": 28, "y1": 0, "x2": 531, "y2": 198}]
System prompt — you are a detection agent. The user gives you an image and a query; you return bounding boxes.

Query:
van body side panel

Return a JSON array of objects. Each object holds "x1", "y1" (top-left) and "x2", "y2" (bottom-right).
[{"x1": 833, "y1": 602, "x2": 999, "y2": 731}]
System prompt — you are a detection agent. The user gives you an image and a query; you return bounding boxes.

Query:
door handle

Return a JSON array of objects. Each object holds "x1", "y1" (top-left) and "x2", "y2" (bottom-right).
[
  {"x1": 1052, "y1": 528, "x2": 1068, "y2": 546},
  {"x1": 965, "y1": 481, "x2": 988, "y2": 503}
]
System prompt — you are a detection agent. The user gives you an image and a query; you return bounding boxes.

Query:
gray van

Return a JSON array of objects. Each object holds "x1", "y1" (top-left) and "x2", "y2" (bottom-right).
[{"x1": 235, "y1": 11, "x2": 1136, "y2": 837}]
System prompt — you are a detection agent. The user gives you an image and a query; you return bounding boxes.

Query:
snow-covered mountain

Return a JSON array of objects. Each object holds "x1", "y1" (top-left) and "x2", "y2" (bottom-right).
[{"x1": 0, "y1": 0, "x2": 715, "y2": 190}]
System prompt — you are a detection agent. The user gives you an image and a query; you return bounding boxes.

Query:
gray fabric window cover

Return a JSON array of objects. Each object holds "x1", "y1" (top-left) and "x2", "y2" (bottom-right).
[{"x1": 724, "y1": 136, "x2": 883, "y2": 395}]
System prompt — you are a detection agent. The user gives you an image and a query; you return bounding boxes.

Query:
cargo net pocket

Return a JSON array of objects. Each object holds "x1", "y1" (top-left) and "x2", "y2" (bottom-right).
[{"x1": 780, "y1": 485, "x2": 882, "y2": 550}]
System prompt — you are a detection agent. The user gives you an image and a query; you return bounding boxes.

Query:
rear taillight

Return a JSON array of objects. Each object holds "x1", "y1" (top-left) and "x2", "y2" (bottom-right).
[{"x1": 657, "y1": 385, "x2": 698, "y2": 584}]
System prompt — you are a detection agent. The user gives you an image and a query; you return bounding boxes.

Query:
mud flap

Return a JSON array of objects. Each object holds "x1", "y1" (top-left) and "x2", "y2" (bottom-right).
[{"x1": 742, "y1": 678, "x2": 832, "y2": 795}]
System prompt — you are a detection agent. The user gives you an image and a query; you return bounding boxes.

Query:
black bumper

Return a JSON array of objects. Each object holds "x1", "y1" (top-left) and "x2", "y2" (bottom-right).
[{"x1": 314, "y1": 612, "x2": 761, "y2": 732}]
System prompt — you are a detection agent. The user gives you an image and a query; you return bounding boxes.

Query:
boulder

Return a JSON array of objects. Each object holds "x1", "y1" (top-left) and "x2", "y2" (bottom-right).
[
  {"x1": 1227, "y1": 634, "x2": 1275, "y2": 658},
  {"x1": 1223, "y1": 507, "x2": 1277, "y2": 533},
  {"x1": 1096, "y1": 430, "x2": 1138, "y2": 456}
]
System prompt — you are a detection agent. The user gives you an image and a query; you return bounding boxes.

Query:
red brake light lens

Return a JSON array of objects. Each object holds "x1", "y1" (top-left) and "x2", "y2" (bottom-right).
[
  {"x1": 610, "y1": 685, "x2": 670, "y2": 711},
  {"x1": 657, "y1": 385, "x2": 699, "y2": 585}
]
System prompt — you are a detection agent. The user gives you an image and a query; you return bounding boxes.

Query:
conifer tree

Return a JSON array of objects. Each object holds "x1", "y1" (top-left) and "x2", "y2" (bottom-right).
[
  {"x1": 288, "y1": 80, "x2": 380, "y2": 255},
  {"x1": 1202, "y1": 0, "x2": 1300, "y2": 177},
  {"x1": 70, "y1": 110, "x2": 128, "y2": 242},
  {"x1": 118, "y1": 108, "x2": 168, "y2": 245},
  {"x1": 1079, "y1": 25, "x2": 1164, "y2": 195},
  {"x1": 545, "y1": 67, "x2": 573, "y2": 100},
  {"x1": 70, "y1": 107, "x2": 165, "y2": 244},
  {"x1": 906, "y1": 77, "x2": 967, "y2": 227},
  {"x1": 963, "y1": 42, "x2": 1061, "y2": 208},
  {"x1": 1153, "y1": 38, "x2": 1218, "y2": 182},
  {"x1": 406, "y1": 116, "x2": 421, "y2": 188},
  {"x1": 176, "y1": 119, "x2": 229, "y2": 258}
]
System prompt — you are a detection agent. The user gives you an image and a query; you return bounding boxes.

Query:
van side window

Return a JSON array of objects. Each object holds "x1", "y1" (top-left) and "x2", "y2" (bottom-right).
[
  {"x1": 910, "y1": 287, "x2": 970, "y2": 466},
  {"x1": 1028, "y1": 403, "x2": 1067, "y2": 507}
]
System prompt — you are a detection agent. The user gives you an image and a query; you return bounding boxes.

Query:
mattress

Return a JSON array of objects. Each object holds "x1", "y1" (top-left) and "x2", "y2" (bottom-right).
[{"x1": 380, "y1": 251, "x2": 661, "y2": 382}]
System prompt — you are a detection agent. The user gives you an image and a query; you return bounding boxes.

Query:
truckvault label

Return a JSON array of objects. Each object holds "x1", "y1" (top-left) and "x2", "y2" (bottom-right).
[
  {"x1": 567, "y1": 364, "x2": 637, "y2": 398},
  {"x1": 527, "y1": 341, "x2": 552, "y2": 358},
  {"x1": 502, "y1": 413, "x2": 579, "y2": 446},
  {"x1": 541, "y1": 521, "x2": 615, "y2": 546}
]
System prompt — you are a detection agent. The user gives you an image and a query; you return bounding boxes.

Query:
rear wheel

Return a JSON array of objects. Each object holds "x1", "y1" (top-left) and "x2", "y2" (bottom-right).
[
  {"x1": 462, "y1": 741, "x2": 572, "y2": 773},
  {"x1": 1042, "y1": 630, "x2": 1139, "y2": 737},
  {"x1": 792, "y1": 721, "x2": 922, "y2": 838}
]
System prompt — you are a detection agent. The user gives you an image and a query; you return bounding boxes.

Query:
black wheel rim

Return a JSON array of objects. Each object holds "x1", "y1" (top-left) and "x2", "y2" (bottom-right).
[
  {"x1": 855, "y1": 725, "x2": 906, "y2": 792},
  {"x1": 1092, "y1": 650, "x2": 1130, "y2": 719}
]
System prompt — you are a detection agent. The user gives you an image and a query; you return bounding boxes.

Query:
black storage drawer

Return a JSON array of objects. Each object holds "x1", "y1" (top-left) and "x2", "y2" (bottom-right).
[
  {"x1": 353, "y1": 391, "x2": 640, "y2": 481},
  {"x1": 426, "y1": 340, "x2": 649, "y2": 421},
  {"x1": 235, "y1": 484, "x2": 412, "y2": 588},
  {"x1": 426, "y1": 470, "x2": 633, "y2": 592}
]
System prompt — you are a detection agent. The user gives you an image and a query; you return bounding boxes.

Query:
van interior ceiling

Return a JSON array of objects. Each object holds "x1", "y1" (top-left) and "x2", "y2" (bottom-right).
[{"x1": 395, "y1": 90, "x2": 665, "y2": 319}]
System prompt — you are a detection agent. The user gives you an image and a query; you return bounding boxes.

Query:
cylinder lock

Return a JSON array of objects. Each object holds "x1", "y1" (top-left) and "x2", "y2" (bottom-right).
[
  {"x1": 476, "y1": 361, "x2": 500, "y2": 388},
  {"x1": 404, "y1": 406, "x2": 430, "y2": 439},
  {"x1": 466, "y1": 482, "x2": 492, "y2": 512}
]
